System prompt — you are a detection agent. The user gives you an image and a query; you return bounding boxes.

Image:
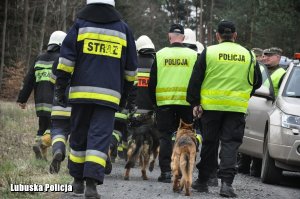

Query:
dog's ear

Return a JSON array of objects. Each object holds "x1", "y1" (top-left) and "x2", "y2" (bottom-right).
[
  {"x1": 178, "y1": 119, "x2": 184, "y2": 129},
  {"x1": 179, "y1": 119, "x2": 193, "y2": 130},
  {"x1": 186, "y1": 123, "x2": 193, "y2": 130}
]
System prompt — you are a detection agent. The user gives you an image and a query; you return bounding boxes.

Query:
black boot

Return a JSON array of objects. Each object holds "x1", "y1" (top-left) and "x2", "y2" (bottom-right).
[
  {"x1": 207, "y1": 176, "x2": 218, "y2": 187},
  {"x1": 49, "y1": 150, "x2": 63, "y2": 174},
  {"x1": 220, "y1": 182, "x2": 237, "y2": 198},
  {"x1": 72, "y1": 178, "x2": 85, "y2": 194},
  {"x1": 85, "y1": 178, "x2": 101, "y2": 199},
  {"x1": 191, "y1": 178, "x2": 209, "y2": 193},
  {"x1": 157, "y1": 171, "x2": 172, "y2": 183}
]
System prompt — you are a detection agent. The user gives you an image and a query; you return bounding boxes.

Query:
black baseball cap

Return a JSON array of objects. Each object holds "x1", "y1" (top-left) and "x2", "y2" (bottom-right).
[
  {"x1": 217, "y1": 20, "x2": 236, "y2": 34},
  {"x1": 169, "y1": 24, "x2": 184, "y2": 34}
]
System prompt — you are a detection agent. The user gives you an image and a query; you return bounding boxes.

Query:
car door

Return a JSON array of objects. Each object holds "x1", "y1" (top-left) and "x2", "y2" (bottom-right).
[{"x1": 239, "y1": 64, "x2": 275, "y2": 158}]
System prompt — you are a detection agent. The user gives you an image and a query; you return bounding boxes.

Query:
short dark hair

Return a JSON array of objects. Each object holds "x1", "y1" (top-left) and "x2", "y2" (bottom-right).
[{"x1": 217, "y1": 20, "x2": 236, "y2": 40}]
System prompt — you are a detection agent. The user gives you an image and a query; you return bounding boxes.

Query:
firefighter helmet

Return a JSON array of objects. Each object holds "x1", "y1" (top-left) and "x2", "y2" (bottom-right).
[
  {"x1": 183, "y1": 28, "x2": 197, "y2": 45},
  {"x1": 87, "y1": 0, "x2": 115, "y2": 6},
  {"x1": 196, "y1": 41, "x2": 204, "y2": 54},
  {"x1": 135, "y1": 35, "x2": 155, "y2": 51},
  {"x1": 48, "y1": 31, "x2": 67, "y2": 46}
]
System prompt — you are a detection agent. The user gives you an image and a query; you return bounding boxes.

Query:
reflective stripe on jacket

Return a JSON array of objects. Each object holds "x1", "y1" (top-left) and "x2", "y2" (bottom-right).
[
  {"x1": 156, "y1": 47, "x2": 197, "y2": 106},
  {"x1": 201, "y1": 42, "x2": 255, "y2": 113}
]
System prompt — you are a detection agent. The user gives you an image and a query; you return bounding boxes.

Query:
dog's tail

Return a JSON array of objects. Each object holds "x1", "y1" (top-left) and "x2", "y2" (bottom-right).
[
  {"x1": 179, "y1": 152, "x2": 190, "y2": 185},
  {"x1": 181, "y1": 153, "x2": 190, "y2": 173},
  {"x1": 125, "y1": 135, "x2": 143, "y2": 169}
]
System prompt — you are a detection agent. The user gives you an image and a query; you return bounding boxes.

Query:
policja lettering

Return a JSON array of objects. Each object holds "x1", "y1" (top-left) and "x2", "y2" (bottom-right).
[
  {"x1": 164, "y1": 58, "x2": 188, "y2": 66},
  {"x1": 83, "y1": 39, "x2": 122, "y2": 58},
  {"x1": 219, "y1": 53, "x2": 245, "y2": 62}
]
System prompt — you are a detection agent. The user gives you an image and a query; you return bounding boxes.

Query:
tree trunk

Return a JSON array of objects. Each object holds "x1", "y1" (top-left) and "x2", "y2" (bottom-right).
[
  {"x1": 23, "y1": 0, "x2": 29, "y2": 62},
  {"x1": 61, "y1": 0, "x2": 67, "y2": 32},
  {"x1": 0, "y1": 0, "x2": 8, "y2": 90},
  {"x1": 26, "y1": 7, "x2": 37, "y2": 71},
  {"x1": 199, "y1": 0, "x2": 204, "y2": 43},
  {"x1": 39, "y1": 0, "x2": 49, "y2": 52},
  {"x1": 208, "y1": 0, "x2": 214, "y2": 45}
]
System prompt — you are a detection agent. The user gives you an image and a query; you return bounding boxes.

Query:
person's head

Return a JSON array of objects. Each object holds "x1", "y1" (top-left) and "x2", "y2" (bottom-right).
[
  {"x1": 252, "y1": 48, "x2": 263, "y2": 62},
  {"x1": 86, "y1": 0, "x2": 115, "y2": 6},
  {"x1": 183, "y1": 28, "x2": 197, "y2": 51},
  {"x1": 48, "y1": 31, "x2": 67, "y2": 46},
  {"x1": 216, "y1": 20, "x2": 237, "y2": 43},
  {"x1": 262, "y1": 47, "x2": 282, "y2": 68},
  {"x1": 168, "y1": 24, "x2": 185, "y2": 44},
  {"x1": 135, "y1": 35, "x2": 155, "y2": 52}
]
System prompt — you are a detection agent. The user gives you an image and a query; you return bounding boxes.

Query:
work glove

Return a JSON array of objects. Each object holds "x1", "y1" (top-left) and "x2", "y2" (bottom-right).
[{"x1": 54, "y1": 86, "x2": 67, "y2": 108}]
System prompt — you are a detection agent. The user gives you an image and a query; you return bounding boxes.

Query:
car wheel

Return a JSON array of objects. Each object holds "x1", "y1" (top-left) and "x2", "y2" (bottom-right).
[{"x1": 261, "y1": 134, "x2": 282, "y2": 184}]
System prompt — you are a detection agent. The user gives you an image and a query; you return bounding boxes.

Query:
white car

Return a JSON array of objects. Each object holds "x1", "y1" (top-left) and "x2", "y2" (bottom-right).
[{"x1": 239, "y1": 58, "x2": 300, "y2": 184}]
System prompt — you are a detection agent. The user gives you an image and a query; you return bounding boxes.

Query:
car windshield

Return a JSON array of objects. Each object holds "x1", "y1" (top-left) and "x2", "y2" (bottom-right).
[{"x1": 283, "y1": 66, "x2": 300, "y2": 97}]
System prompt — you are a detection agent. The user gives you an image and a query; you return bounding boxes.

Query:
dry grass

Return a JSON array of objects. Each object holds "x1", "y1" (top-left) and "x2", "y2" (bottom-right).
[{"x1": 0, "y1": 101, "x2": 72, "y2": 199}]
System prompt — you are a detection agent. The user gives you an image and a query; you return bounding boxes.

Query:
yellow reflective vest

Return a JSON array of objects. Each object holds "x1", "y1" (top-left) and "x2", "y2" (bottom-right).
[
  {"x1": 270, "y1": 68, "x2": 286, "y2": 96},
  {"x1": 201, "y1": 42, "x2": 255, "y2": 113},
  {"x1": 156, "y1": 47, "x2": 198, "y2": 106}
]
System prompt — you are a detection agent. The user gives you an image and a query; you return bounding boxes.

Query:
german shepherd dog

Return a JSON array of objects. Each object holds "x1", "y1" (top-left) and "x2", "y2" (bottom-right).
[
  {"x1": 171, "y1": 120, "x2": 197, "y2": 196},
  {"x1": 124, "y1": 113, "x2": 160, "y2": 181}
]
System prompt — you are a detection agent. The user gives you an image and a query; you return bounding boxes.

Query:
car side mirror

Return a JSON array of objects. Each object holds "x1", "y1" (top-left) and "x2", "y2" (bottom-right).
[{"x1": 254, "y1": 85, "x2": 274, "y2": 101}]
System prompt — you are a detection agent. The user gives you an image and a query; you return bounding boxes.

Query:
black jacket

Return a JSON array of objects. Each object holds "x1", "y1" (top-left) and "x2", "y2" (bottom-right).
[
  {"x1": 127, "y1": 49, "x2": 155, "y2": 112},
  {"x1": 17, "y1": 45, "x2": 60, "y2": 117}
]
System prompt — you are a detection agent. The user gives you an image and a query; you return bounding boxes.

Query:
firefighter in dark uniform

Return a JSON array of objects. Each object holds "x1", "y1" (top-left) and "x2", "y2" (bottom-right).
[
  {"x1": 148, "y1": 24, "x2": 198, "y2": 183},
  {"x1": 54, "y1": 1, "x2": 138, "y2": 198},
  {"x1": 187, "y1": 20, "x2": 262, "y2": 197},
  {"x1": 111, "y1": 35, "x2": 156, "y2": 162},
  {"x1": 17, "y1": 31, "x2": 66, "y2": 160},
  {"x1": 132, "y1": 35, "x2": 156, "y2": 115}
]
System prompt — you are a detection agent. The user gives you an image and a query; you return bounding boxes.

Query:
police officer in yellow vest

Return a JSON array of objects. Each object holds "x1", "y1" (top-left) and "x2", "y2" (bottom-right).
[
  {"x1": 262, "y1": 47, "x2": 286, "y2": 97},
  {"x1": 149, "y1": 24, "x2": 198, "y2": 183},
  {"x1": 187, "y1": 20, "x2": 262, "y2": 197}
]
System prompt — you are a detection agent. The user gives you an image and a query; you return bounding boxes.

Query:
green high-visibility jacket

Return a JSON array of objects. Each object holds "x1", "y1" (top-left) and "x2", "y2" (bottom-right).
[
  {"x1": 270, "y1": 68, "x2": 286, "y2": 96},
  {"x1": 156, "y1": 47, "x2": 198, "y2": 106},
  {"x1": 201, "y1": 42, "x2": 255, "y2": 113}
]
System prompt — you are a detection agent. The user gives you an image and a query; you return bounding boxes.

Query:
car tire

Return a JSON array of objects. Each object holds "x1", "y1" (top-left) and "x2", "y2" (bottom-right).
[{"x1": 261, "y1": 134, "x2": 282, "y2": 184}]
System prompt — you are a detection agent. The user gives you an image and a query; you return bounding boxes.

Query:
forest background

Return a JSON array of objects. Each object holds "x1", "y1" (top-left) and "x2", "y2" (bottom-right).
[{"x1": 1, "y1": 0, "x2": 300, "y2": 99}]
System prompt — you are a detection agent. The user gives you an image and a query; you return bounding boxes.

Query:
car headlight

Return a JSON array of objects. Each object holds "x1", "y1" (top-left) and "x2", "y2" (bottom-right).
[{"x1": 282, "y1": 112, "x2": 300, "y2": 130}]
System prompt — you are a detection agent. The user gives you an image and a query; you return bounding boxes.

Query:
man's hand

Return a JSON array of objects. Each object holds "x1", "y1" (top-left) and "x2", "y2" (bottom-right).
[
  {"x1": 54, "y1": 87, "x2": 67, "y2": 107},
  {"x1": 193, "y1": 105, "x2": 203, "y2": 118},
  {"x1": 18, "y1": 103, "x2": 26, "y2": 109}
]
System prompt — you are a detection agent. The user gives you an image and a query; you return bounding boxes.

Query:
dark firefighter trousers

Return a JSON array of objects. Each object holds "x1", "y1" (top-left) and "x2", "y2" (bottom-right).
[
  {"x1": 68, "y1": 104, "x2": 115, "y2": 184},
  {"x1": 51, "y1": 119, "x2": 70, "y2": 160},
  {"x1": 156, "y1": 105, "x2": 193, "y2": 173},
  {"x1": 37, "y1": 116, "x2": 51, "y2": 136},
  {"x1": 196, "y1": 110, "x2": 245, "y2": 184}
]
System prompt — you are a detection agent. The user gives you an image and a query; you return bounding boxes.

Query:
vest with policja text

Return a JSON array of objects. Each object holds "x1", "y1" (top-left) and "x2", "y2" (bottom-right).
[
  {"x1": 156, "y1": 47, "x2": 198, "y2": 106},
  {"x1": 201, "y1": 42, "x2": 255, "y2": 113}
]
